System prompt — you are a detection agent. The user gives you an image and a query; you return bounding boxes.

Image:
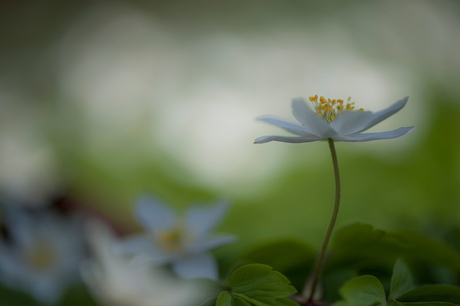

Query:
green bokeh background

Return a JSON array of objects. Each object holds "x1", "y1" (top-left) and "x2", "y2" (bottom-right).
[{"x1": 1, "y1": 0, "x2": 460, "y2": 305}]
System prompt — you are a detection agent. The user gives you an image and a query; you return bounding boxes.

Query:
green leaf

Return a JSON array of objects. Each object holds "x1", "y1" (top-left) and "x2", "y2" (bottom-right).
[
  {"x1": 242, "y1": 239, "x2": 316, "y2": 290},
  {"x1": 395, "y1": 232, "x2": 460, "y2": 270},
  {"x1": 329, "y1": 223, "x2": 460, "y2": 275},
  {"x1": 216, "y1": 292, "x2": 254, "y2": 306},
  {"x1": 234, "y1": 296, "x2": 253, "y2": 306},
  {"x1": 337, "y1": 275, "x2": 387, "y2": 306},
  {"x1": 228, "y1": 264, "x2": 297, "y2": 306},
  {"x1": 201, "y1": 297, "x2": 218, "y2": 306},
  {"x1": 389, "y1": 259, "x2": 414, "y2": 299},
  {"x1": 395, "y1": 303, "x2": 460, "y2": 306},
  {"x1": 323, "y1": 269, "x2": 358, "y2": 302},
  {"x1": 389, "y1": 302, "x2": 460, "y2": 306},
  {"x1": 194, "y1": 278, "x2": 225, "y2": 306},
  {"x1": 224, "y1": 260, "x2": 253, "y2": 282},
  {"x1": 397, "y1": 285, "x2": 460, "y2": 304},
  {"x1": 332, "y1": 224, "x2": 388, "y2": 252},
  {"x1": 333, "y1": 301, "x2": 351, "y2": 306},
  {"x1": 271, "y1": 298, "x2": 299, "y2": 306},
  {"x1": 217, "y1": 291, "x2": 233, "y2": 306},
  {"x1": 431, "y1": 266, "x2": 459, "y2": 285}
]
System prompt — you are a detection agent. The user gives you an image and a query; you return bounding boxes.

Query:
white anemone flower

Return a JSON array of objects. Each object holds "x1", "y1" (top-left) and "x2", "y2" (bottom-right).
[
  {"x1": 82, "y1": 220, "x2": 209, "y2": 306},
  {"x1": 114, "y1": 197, "x2": 236, "y2": 280},
  {"x1": 254, "y1": 95, "x2": 414, "y2": 144},
  {"x1": 0, "y1": 206, "x2": 84, "y2": 305}
]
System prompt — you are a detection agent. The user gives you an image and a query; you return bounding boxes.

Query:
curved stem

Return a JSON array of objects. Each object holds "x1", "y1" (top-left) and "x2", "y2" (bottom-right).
[{"x1": 306, "y1": 138, "x2": 341, "y2": 302}]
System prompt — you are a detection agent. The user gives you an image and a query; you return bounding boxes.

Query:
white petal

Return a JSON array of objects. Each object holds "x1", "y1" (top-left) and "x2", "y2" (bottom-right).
[
  {"x1": 330, "y1": 111, "x2": 374, "y2": 136},
  {"x1": 3, "y1": 206, "x2": 35, "y2": 246},
  {"x1": 254, "y1": 135, "x2": 322, "y2": 144},
  {"x1": 360, "y1": 97, "x2": 409, "y2": 132},
  {"x1": 32, "y1": 279, "x2": 63, "y2": 305},
  {"x1": 256, "y1": 115, "x2": 318, "y2": 136},
  {"x1": 0, "y1": 247, "x2": 24, "y2": 277},
  {"x1": 129, "y1": 251, "x2": 173, "y2": 266},
  {"x1": 112, "y1": 235, "x2": 158, "y2": 254},
  {"x1": 333, "y1": 127, "x2": 414, "y2": 142},
  {"x1": 188, "y1": 235, "x2": 237, "y2": 254},
  {"x1": 172, "y1": 254, "x2": 218, "y2": 280},
  {"x1": 135, "y1": 196, "x2": 177, "y2": 232},
  {"x1": 292, "y1": 98, "x2": 333, "y2": 137},
  {"x1": 185, "y1": 200, "x2": 229, "y2": 239}
]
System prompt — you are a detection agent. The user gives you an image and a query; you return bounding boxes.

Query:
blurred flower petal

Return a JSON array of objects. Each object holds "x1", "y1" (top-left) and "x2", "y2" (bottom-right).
[
  {"x1": 172, "y1": 254, "x2": 218, "y2": 280},
  {"x1": 135, "y1": 196, "x2": 177, "y2": 232},
  {"x1": 113, "y1": 235, "x2": 162, "y2": 255},
  {"x1": 185, "y1": 200, "x2": 229, "y2": 239},
  {"x1": 188, "y1": 235, "x2": 237, "y2": 254},
  {"x1": 82, "y1": 219, "x2": 207, "y2": 306},
  {"x1": 129, "y1": 252, "x2": 173, "y2": 267},
  {"x1": 0, "y1": 206, "x2": 84, "y2": 305},
  {"x1": 116, "y1": 196, "x2": 236, "y2": 280}
]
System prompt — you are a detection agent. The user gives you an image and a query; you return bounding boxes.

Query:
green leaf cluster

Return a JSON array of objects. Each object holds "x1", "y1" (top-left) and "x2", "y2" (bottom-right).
[
  {"x1": 335, "y1": 259, "x2": 460, "y2": 306},
  {"x1": 330, "y1": 224, "x2": 460, "y2": 272},
  {"x1": 324, "y1": 223, "x2": 460, "y2": 292},
  {"x1": 212, "y1": 264, "x2": 298, "y2": 306}
]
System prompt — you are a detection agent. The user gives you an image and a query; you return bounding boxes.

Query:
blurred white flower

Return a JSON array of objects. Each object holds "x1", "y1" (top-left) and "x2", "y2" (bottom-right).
[
  {"x1": 255, "y1": 96, "x2": 414, "y2": 144},
  {"x1": 114, "y1": 197, "x2": 236, "y2": 280},
  {"x1": 0, "y1": 206, "x2": 84, "y2": 304},
  {"x1": 0, "y1": 91, "x2": 62, "y2": 207},
  {"x1": 82, "y1": 219, "x2": 209, "y2": 306}
]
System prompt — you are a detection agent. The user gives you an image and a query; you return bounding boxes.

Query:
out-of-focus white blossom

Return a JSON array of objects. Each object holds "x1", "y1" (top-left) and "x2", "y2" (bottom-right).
[
  {"x1": 0, "y1": 206, "x2": 84, "y2": 304},
  {"x1": 114, "y1": 196, "x2": 236, "y2": 280},
  {"x1": 81, "y1": 219, "x2": 212, "y2": 306}
]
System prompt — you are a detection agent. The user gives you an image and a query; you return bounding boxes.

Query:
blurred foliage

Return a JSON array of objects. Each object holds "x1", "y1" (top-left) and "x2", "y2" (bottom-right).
[
  {"x1": 0, "y1": 285, "x2": 97, "y2": 306},
  {"x1": 240, "y1": 239, "x2": 316, "y2": 290}
]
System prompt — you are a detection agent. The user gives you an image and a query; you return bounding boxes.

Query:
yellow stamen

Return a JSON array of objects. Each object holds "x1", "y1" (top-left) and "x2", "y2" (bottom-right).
[
  {"x1": 308, "y1": 94, "x2": 365, "y2": 123},
  {"x1": 156, "y1": 228, "x2": 184, "y2": 253},
  {"x1": 27, "y1": 242, "x2": 56, "y2": 271}
]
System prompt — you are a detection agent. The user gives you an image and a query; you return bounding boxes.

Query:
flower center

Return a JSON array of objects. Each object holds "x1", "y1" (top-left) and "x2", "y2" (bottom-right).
[
  {"x1": 309, "y1": 95, "x2": 364, "y2": 123},
  {"x1": 26, "y1": 241, "x2": 56, "y2": 271},
  {"x1": 155, "y1": 226, "x2": 192, "y2": 254}
]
